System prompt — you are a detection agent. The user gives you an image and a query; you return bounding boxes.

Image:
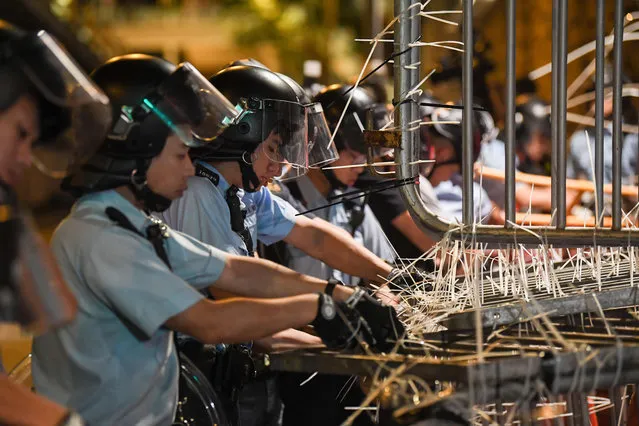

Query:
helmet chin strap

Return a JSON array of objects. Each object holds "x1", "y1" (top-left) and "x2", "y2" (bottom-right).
[
  {"x1": 129, "y1": 161, "x2": 173, "y2": 213},
  {"x1": 239, "y1": 150, "x2": 261, "y2": 193},
  {"x1": 321, "y1": 167, "x2": 348, "y2": 191}
]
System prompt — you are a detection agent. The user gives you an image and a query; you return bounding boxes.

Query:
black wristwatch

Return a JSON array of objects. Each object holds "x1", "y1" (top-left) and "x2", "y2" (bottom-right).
[{"x1": 324, "y1": 278, "x2": 342, "y2": 297}]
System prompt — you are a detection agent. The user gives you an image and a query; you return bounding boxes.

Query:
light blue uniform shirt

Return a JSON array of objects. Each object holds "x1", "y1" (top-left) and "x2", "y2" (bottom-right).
[
  {"x1": 161, "y1": 162, "x2": 298, "y2": 256},
  {"x1": 622, "y1": 132, "x2": 638, "y2": 183},
  {"x1": 433, "y1": 173, "x2": 493, "y2": 223},
  {"x1": 567, "y1": 127, "x2": 637, "y2": 185},
  {"x1": 286, "y1": 175, "x2": 396, "y2": 286},
  {"x1": 477, "y1": 138, "x2": 524, "y2": 209},
  {"x1": 32, "y1": 190, "x2": 228, "y2": 426},
  {"x1": 478, "y1": 138, "x2": 518, "y2": 171}
]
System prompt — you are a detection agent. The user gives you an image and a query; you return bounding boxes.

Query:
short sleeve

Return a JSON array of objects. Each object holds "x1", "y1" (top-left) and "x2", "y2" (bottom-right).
[
  {"x1": 253, "y1": 188, "x2": 298, "y2": 245},
  {"x1": 567, "y1": 131, "x2": 590, "y2": 180},
  {"x1": 83, "y1": 229, "x2": 205, "y2": 338},
  {"x1": 622, "y1": 133, "x2": 638, "y2": 183},
  {"x1": 165, "y1": 229, "x2": 228, "y2": 289}
]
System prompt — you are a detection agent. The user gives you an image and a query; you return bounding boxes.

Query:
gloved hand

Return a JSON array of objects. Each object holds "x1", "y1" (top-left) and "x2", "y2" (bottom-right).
[
  {"x1": 346, "y1": 288, "x2": 405, "y2": 352},
  {"x1": 311, "y1": 293, "x2": 373, "y2": 350},
  {"x1": 387, "y1": 266, "x2": 432, "y2": 291}
]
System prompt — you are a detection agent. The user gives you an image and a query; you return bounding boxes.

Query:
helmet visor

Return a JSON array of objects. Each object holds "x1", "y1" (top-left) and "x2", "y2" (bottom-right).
[
  {"x1": 307, "y1": 103, "x2": 339, "y2": 167},
  {"x1": 16, "y1": 31, "x2": 111, "y2": 178},
  {"x1": 151, "y1": 62, "x2": 240, "y2": 147},
  {"x1": 261, "y1": 99, "x2": 308, "y2": 169},
  {"x1": 0, "y1": 211, "x2": 77, "y2": 334}
]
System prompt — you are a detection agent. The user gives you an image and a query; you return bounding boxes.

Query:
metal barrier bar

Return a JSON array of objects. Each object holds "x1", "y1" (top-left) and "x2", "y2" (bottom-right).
[
  {"x1": 462, "y1": 0, "x2": 474, "y2": 226},
  {"x1": 612, "y1": 0, "x2": 624, "y2": 230},
  {"x1": 551, "y1": 0, "x2": 568, "y2": 229},
  {"x1": 394, "y1": 0, "x2": 420, "y2": 223},
  {"x1": 595, "y1": 0, "x2": 605, "y2": 224},
  {"x1": 505, "y1": 0, "x2": 516, "y2": 226}
]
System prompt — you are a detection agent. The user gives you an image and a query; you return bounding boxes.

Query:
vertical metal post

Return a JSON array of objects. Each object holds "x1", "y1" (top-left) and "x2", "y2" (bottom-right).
[
  {"x1": 504, "y1": 0, "x2": 516, "y2": 227},
  {"x1": 612, "y1": 0, "x2": 624, "y2": 230},
  {"x1": 595, "y1": 0, "x2": 605, "y2": 225},
  {"x1": 567, "y1": 393, "x2": 590, "y2": 426},
  {"x1": 551, "y1": 0, "x2": 568, "y2": 229},
  {"x1": 394, "y1": 0, "x2": 419, "y2": 211},
  {"x1": 462, "y1": 0, "x2": 474, "y2": 226}
]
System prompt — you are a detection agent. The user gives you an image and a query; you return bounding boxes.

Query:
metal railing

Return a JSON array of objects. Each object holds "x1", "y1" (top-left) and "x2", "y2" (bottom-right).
[{"x1": 395, "y1": 0, "x2": 639, "y2": 247}]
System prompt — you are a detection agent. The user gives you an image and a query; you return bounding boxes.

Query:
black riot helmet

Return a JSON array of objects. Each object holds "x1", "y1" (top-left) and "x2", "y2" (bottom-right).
[
  {"x1": 224, "y1": 58, "x2": 269, "y2": 70},
  {"x1": 0, "y1": 23, "x2": 112, "y2": 179},
  {"x1": 515, "y1": 95, "x2": 551, "y2": 151},
  {"x1": 190, "y1": 65, "x2": 309, "y2": 192},
  {"x1": 313, "y1": 84, "x2": 388, "y2": 154},
  {"x1": 62, "y1": 54, "x2": 238, "y2": 211},
  {"x1": 426, "y1": 104, "x2": 495, "y2": 165}
]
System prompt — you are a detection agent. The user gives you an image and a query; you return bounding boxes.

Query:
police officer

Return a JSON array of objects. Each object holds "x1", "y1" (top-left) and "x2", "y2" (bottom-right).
[
  {"x1": 31, "y1": 54, "x2": 391, "y2": 425},
  {"x1": 0, "y1": 23, "x2": 112, "y2": 426},
  {"x1": 478, "y1": 96, "x2": 553, "y2": 211},
  {"x1": 164, "y1": 66, "x2": 397, "y2": 289},
  {"x1": 568, "y1": 65, "x2": 637, "y2": 186},
  {"x1": 279, "y1": 84, "x2": 396, "y2": 285},
  {"x1": 424, "y1": 104, "x2": 495, "y2": 223},
  {"x1": 161, "y1": 65, "x2": 404, "y2": 424}
]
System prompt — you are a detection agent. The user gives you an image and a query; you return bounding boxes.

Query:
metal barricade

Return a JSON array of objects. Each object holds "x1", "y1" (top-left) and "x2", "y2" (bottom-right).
[{"x1": 394, "y1": 0, "x2": 637, "y2": 247}]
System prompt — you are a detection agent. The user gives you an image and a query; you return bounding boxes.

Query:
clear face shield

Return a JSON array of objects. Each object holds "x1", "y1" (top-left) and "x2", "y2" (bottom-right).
[
  {"x1": 307, "y1": 102, "x2": 339, "y2": 168},
  {"x1": 0, "y1": 203, "x2": 77, "y2": 337},
  {"x1": 257, "y1": 99, "x2": 308, "y2": 180},
  {"x1": 13, "y1": 31, "x2": 112, "y2": 179},
  {"x1": 109, "y1": 62, "x2": 240, "y2": 149}
]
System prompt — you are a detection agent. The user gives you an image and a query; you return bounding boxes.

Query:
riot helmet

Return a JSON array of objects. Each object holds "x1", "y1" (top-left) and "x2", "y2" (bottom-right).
[
  {"x1": 423, "y1": 104, "x2": 494, "y2": 174},
  {"x1": 313, "y1": 84, "x2": 388, "y2": 155},
  {"x1": 515, "y1": 95, "x2": 551, "y2": 150},
  {"x1": 191, "y1": 65, "x2": 309, "y2": 192},
  {"x1": 62, "y1": 54, "x2": 238, "y2": 211},
  {"x1": 0, "y1": 23, "x2": 111, "y2": 180}
]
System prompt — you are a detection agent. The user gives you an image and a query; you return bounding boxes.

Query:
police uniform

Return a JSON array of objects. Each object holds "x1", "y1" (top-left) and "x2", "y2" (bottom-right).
[
  {"x1": 567, "y1": 127, "x2": 637, "y2": 184},
  {"x1": 161, "y1": 161, "x2": 298, "y2": 426},
  {"x1": 433, "y1": 173, "x2": 494, "y2": 223},
  {"x1": 419, "y1": 175, "x2": 444, "y2": 217},
  {"x1": 286, "y1": 175, "x2": 396, "y2": 286},
  {"x1": 32, "y1": 190, "x2": 228, "y2": 425},
  {"x1": 477, "y1": 137, "x2": 525, "y2": 209},
  {"x1": 162, "y1": 162, "x2": 298, "y2": 256}
]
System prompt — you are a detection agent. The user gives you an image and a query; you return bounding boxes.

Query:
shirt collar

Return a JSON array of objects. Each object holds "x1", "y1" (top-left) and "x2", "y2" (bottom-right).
[{"x1": 75, "y1": 190, "x2": 152, "y2": 233}]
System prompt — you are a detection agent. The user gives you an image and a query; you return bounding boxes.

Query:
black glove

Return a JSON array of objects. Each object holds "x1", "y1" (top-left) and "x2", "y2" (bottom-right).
[
  {"x1": 387, "y1": 266, "x2": 432, "y2": 291},
  {"x1": 346, "y1": 288, "x2": 405, "y2": 352},
  {"x1": 311, "y1": 293, "x2": 373, "y2": 350}
]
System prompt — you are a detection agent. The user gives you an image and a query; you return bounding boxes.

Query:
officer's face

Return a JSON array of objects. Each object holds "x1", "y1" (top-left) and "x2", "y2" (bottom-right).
[
  {"x1": 331, "y1": 148, "x2": 366, "y2": 187},
  {"x1": 524, "y1": 133, "x2": 551, "y2": 164},
  {"x1": 0, "y1": 94, "x2": 40, "y2": 187},
  {"x1": 146, "y1": 132, "x2": 195, "y2": 200},
  {"x1": 251, "y1": 132, "x2": 284, "y2": 189}
]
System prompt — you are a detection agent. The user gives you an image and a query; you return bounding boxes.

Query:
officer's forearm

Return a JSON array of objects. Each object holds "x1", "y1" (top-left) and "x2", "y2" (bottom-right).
[
  {"x1": 286, "y1": 216, "x2": 393, "y2": 284},
  {"x1": 165, "y1": 295, "x2": 319, "y2": 344},
  {"x1": 214, "y1": 255, "x2": 339, "y2": 299},
  {"x1": 0, "y1": 375, "x2": 70, "y2": 426},
  {"x1": 252, "y1": 328, "x2": 323, "y2": 353}
]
